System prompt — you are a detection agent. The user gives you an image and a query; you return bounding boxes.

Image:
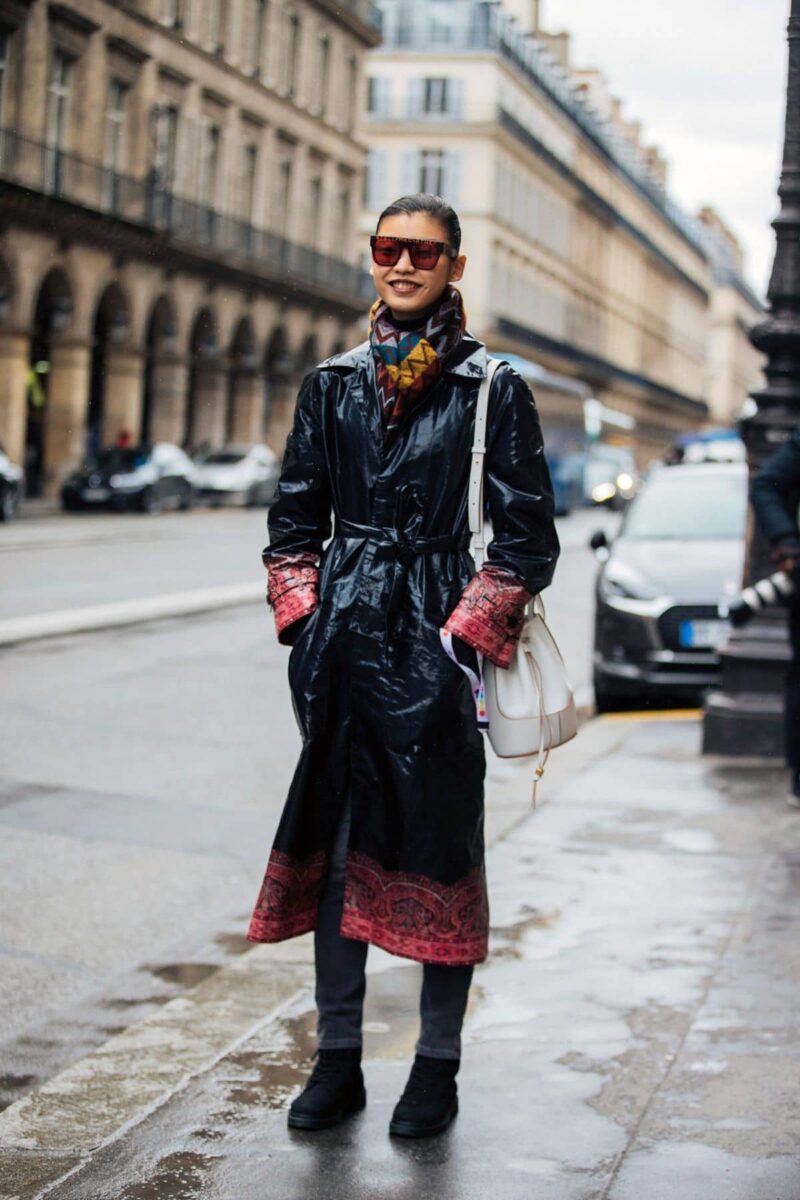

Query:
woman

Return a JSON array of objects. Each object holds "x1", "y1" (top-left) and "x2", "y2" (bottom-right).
[{"x1": 248, "y1": 193, "x2": 559, "y2": 1138}]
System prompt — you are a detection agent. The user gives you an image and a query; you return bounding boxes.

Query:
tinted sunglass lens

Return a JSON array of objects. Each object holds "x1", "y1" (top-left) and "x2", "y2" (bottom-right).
[
  {"x1": 409, "y1": 242, "x2": 441, "y2": 269},
  {"x1": 372, "y1": 238, "x2": 402, "y2": 266}
]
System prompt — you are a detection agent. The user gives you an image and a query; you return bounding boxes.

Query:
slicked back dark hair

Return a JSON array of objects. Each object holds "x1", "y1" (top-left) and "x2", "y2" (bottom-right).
[{"x1": 376, "y1": 193, "x2": 462, "y2": 253}]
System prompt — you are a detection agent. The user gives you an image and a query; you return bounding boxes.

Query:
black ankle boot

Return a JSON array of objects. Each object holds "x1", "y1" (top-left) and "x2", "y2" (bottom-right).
[
  {"x1": 389, "y1": 1054, "x2": 459, "y2": 1138},
  {"x1": 287, "y1": 1047, "x2": 366, "y2": 1131}
]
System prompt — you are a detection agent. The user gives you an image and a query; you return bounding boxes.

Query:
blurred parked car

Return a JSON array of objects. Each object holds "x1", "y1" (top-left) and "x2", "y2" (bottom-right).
[
  {"x1": 546, "y1": 454, "x2": 583, "y2": 517},
  {"x1": 0, "y1": 447, "x2": 24, "y2": 521},
  {"x1": 590, "y1": 461, "x2": 747, "y2": 711},
  {"x1": 193, "y1": 444, "x2": 279, "y2": 507},
  {"x1": 584, "y1": 445, "x2": 639, "y2": 508},
  {"x1": 61, "y1": 444, "x2": 196, "y2": 513},
  {"x1": 666, "y1": 429, "x2": 746, "y2": 465}
]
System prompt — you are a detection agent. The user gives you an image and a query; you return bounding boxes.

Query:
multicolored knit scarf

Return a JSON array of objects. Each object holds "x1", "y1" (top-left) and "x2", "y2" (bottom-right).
[{"x1": 369, "y1": 286, "x2": 466, "y2": 441}]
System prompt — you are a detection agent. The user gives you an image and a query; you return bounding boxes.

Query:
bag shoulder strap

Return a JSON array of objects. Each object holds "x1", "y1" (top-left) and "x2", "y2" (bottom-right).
[{"x1": 469, "y1": 357, "x2": 502, "y2": 567}]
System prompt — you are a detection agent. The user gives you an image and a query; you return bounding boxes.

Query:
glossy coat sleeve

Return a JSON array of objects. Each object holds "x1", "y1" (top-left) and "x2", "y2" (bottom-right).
[
  {"x1": 483, "y1": 366, "x2": 559, "y2": 590},
  {"x1": 751, "y1": 432, "x2": 800, "y2": 546},
  {"x1": 445, "y1": 367, "x2": 559, "y2": 668},
  {"x1": 263, "y1": 371, "x2": 333, "y2": 643}
]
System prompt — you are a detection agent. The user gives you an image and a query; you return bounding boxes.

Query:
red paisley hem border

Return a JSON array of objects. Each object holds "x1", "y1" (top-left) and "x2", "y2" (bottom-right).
[
  {"x1": 246, "y1": 847, "x2": 327, "y2": 944},
  {"x1": 340, "y1": 910, "x2": 487, "y2": 966},
  {"x1": 341, "y1": 849, "x2": 489, "y2": 967}
]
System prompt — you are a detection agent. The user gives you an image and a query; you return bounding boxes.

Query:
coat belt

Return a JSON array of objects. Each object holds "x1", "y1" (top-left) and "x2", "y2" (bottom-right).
[
  {"x1": 334, "y1": 519, "x2": 470, "y2": 560},
  {"x1": 333, "y1": 520, "x2": 471, "y2": 654}
]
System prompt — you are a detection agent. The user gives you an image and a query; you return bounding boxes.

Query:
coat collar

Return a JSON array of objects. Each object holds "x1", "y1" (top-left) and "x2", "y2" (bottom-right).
[{"x1": 318, "y1": 333, "x2": 488, "y2": 379}]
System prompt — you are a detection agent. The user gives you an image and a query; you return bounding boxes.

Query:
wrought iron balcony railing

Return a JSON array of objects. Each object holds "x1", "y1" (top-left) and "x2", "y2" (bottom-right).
[{"x1": 0, "y1": 127, "x2": 374, "y2": 303}]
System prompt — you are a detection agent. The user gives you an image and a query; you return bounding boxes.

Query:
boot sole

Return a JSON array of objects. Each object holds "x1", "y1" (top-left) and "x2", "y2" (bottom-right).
[
  {"x1": 389, "y1": 1098, "x2": 459, "y2": 1139},
  {"x1": 287, "y1": 1089, "x2": 366, "y2": 1131}
]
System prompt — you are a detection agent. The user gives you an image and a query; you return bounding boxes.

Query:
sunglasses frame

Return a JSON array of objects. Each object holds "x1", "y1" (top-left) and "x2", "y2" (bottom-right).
[{"x1": 370, "y1": 235, "x2": 458, "y2": 270}]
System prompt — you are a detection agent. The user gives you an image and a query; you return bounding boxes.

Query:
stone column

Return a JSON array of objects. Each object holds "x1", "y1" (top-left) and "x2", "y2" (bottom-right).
[
  {"x1": 0, "y1": 332, "x2": 31, "y2": 467},
  {"x1": 190, "y1": 361, "x2": 228, "y2": 448},
  {"x1": 102, "y1": 348, "x2": 144, "y2": 445},
  {"x1": 44, "y1": 340, "x2": 91, "y2": 496},
  {"x1": 228, "y1": 370, "x2": 264, "y2": 443},
  {"x1": 263, "y1": 377, "x2": 296, "y2": 454},
  {"x1": 149, "y1": 356, "x2": 189, "y2": 445}
]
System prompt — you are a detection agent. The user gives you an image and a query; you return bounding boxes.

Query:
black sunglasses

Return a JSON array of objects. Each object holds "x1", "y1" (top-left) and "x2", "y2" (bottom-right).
[{"x1": 370, "y1": 235, "x2": 458, "y2": 271}]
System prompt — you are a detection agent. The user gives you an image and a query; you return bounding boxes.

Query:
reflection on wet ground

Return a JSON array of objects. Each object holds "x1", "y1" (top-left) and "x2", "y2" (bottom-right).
[
  {"x1": 0, "y1": 931, "x2": 259, "y2": 1112},
  {"x1": 10, "y1": 719, "x2": 800, "y2": 1199}
]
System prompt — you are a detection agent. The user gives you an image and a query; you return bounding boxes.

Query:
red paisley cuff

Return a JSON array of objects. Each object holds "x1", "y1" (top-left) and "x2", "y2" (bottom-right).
[
  {"x1": 266, "y1": 553, "x2": 319, "y2": 645},
  {"x1": 445, "y1": 566, "x2": 531, "y2": 669}
]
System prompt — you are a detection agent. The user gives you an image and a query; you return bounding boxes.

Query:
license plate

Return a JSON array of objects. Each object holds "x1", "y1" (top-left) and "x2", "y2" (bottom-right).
[
  {"x1": 679, "y1": 619, "x2": 726, "y2": 649},
  {"x1": 82, "y1": 488, "x2": 110, "y2": 501}
]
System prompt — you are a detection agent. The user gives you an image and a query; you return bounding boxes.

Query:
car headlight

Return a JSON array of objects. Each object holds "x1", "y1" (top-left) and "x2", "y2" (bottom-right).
[
  {"x1": 592, "y1": 481, "x2": 617, "y2": 504},
  {"x1": 599, "y1": 566, "x2": 660, "y2": 602}
]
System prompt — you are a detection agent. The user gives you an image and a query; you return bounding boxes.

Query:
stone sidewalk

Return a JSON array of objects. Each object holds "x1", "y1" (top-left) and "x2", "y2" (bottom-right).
[{"x1": 3, "y1": 715, "x2": 800, "y2": 1200}]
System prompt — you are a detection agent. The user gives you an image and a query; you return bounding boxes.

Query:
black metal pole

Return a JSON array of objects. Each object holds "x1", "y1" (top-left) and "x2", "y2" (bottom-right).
[{"x1": 703, "y1": 0, "x2": 800, "y2": 755}]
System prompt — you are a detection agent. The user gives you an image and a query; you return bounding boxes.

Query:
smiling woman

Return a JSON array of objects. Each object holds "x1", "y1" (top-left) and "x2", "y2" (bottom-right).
[{"x1": 248, "y1": 191, "x2": 560, "y2": 1139}]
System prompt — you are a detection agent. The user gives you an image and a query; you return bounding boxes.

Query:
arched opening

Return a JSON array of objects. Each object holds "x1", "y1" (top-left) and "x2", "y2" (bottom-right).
[
  {"x1": 296, "y1": 333, "x2": 319, "y2": 377},
  {"x1": 88, "y1": 283, "x2": 129, "y2": 458},
  {"x1": 141, "y1": 295, "x2": 179, "y2": 445},
  {"x1": 186, "y1": 307, "x2": 222, "y2": 451},
  {"x1": 227, "y1": 318, "x2": 259, "y2": 443},
  {"x1": 263, "y1": 325, "x2": 293, "y2": 446},
  {"x1": 27, "y1": 268, "x2": 72, "y2": 497}
]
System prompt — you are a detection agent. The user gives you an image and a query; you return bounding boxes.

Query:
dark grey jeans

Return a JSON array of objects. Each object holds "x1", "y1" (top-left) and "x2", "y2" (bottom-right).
[{"x1": 314, "y1": 805, "x2": 473, "y2": 1061}]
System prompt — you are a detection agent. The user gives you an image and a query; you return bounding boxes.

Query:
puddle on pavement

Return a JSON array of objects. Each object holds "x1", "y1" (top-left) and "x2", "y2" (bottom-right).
[
  {"x1": 213, "y1": 931, "x2": 252, "y2": 957},
  {"x1": 116, "y1": 1151, "x2": 220, "y2": 1200},
  {"x1": 0, "y1": 1072, "x2": 38, "y2": 1111},
  {"x1": 490, "y1": 905, "x2": 560, "y2": 960},
  {"x1": 147, "y1": 962, "x2": 219, "y2": 988}
]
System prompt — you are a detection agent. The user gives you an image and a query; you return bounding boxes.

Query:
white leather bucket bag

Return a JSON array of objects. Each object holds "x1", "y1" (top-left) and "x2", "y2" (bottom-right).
[{"x1": 468, "y1": 358, "x2": 578, "y2": 793}]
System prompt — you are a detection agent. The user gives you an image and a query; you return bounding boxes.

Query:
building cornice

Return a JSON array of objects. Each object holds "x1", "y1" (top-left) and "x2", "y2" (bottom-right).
[
  {"x1": 0, "y1": 181, "x2": 371, "y2": 321},
  {"x1": 495, "y1": 316, "x2": 709, "y2": 418}
]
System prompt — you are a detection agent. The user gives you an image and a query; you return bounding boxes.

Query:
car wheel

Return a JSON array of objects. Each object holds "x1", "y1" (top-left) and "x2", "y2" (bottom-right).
[
  {"x1": 141, "y1": 487, "x2": 163, "y2": 515},
  {"x1": 179, "y1": 486, "x2": 195, "y2": 511},
  {"x1": 245, "y1": 485, "x2": 262, "y2": 508}
]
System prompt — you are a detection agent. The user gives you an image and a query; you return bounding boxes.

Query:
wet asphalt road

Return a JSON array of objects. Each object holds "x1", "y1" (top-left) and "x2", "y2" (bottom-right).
[{"x1": 0, "y1": 505, "x2": 615, "y2": 1110}]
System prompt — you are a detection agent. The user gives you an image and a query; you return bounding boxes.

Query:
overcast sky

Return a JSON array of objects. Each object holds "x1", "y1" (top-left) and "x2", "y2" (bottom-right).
[{"x1": 545, "y1": 0, "x2": 787, "y2": 298}]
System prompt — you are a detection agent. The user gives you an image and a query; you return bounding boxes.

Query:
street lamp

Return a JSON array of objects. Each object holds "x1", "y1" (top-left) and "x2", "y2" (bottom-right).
[{"x1": 703, "y1": 0, "x2": 800, "y2": 756}]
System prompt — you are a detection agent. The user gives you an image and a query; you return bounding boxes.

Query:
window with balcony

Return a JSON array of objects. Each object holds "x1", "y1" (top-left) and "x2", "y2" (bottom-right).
[
  {"x1": 307, "y1": 174, "x2": 322, "y2": 246},
  {"x1": 367, "y1": 75, "x2": 391, "y2": 118},
  {"x1": 206, "y1": 0, "x2": 227, "y2": 54},
  {"x1": 46, "y1": 50, "x2": 74, "y2": 194},
  {"x1": 406, "y1": 76, "x2": 464, "y2": 119},
  {"x1": 402, "y1": 148, "x2": 460, "y2": 203},
  {"x1": 285, "y1": 13, "x2": 301, "y2": 99},
  {"x1": 364, "y1": 147, "x2": 386, "y2": 210},
  {"x1": 159, "y1": 0, "x2": 184, "y2": 30},
  {"x1": 198, "y1": 120, "x2": 220, "y2": 208},
  {"x1": 316, "y1": 34, "x2": 330, "y2": 116},
  {"x1": 241, "y1": 0, "x2": 266, "y2": 76},
  {"x1": 103, "y1": 78, "x2": 128, "y2": 211},
  {"x1": 240, "y1": 141, "x2": 257, "y2": 221},
  {"x1": 151, "y1": 103, "x2": 178, "y2": 189},
  {"x1": 275, "y1": 156, "x2": 293, "y2": 237},
  {"x1": 346, "y1": 55, "x2": 358, "y2": 132}
]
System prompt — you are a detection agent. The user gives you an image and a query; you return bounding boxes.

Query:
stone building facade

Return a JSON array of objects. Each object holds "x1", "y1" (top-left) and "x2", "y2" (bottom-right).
[
  {"x1": 361, "y1": 0, "x2": 763, "y2": 464},
  {"x1": 0, "y1": 0, "x2": 380, "y2": 495}
]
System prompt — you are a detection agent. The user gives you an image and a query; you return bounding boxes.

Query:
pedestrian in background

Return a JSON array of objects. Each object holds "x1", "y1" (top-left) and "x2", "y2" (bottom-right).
[
  {"x1": 751, "y1": 427, "x2": 800, "y2": 804},
  {"x1": 247, "y1": 193, "x2": 559, "y2": 1138}
]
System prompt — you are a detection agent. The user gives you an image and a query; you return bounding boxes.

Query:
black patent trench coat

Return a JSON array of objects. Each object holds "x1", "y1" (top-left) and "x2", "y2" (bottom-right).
[{"x1": 247, "y1": 334, "x2": 559, "y2": 965}]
